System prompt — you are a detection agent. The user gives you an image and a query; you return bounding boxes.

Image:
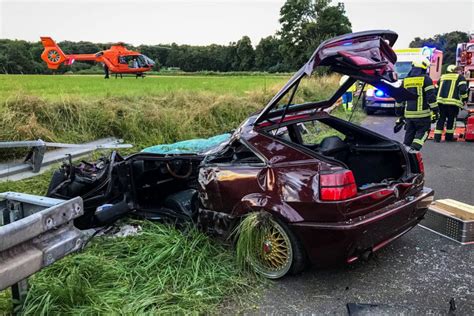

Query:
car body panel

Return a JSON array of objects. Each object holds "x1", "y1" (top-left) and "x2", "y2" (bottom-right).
[{"x1": 291, "y1": 188, "x2": 433, "y2": 266}]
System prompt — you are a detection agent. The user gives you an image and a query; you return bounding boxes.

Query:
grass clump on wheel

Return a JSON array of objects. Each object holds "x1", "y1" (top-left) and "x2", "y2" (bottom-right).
[{"x1": 234, "y1": 212, "x2": 306, "y2": 279}]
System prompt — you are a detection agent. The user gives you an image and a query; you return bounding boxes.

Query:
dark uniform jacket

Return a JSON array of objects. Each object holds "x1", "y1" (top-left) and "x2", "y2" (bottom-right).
[
  {"x1": 402, "y1": 67, "x2": 438, "y2": 119},
  {"x1": 437, "y1": 73, "x2": 468, "y2": 107}
]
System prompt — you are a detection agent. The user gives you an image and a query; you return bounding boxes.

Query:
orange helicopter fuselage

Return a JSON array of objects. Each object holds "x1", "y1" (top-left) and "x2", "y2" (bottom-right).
[{"x1": 40, "y1": 37, "x2": 154, "y2": 74}]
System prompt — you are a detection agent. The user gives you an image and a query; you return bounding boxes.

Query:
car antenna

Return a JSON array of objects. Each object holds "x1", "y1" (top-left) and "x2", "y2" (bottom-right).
[{"x1": 349, "y1": 81, "x2": 366, "y2": 123}]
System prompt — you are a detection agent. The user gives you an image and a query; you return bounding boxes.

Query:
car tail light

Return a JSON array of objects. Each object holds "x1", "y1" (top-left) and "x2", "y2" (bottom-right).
[
  {"x1": 415, "y1": 152, "x2": 424, "y2": 174},
  {"x1": 320, "y1": 170, "x2": 357, "y2": 201}
]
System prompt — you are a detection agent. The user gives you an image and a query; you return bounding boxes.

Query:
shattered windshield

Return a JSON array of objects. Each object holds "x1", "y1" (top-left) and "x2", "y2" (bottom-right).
[{"x1": 395, "y1": 61, "x2": 412, "y2": 79}]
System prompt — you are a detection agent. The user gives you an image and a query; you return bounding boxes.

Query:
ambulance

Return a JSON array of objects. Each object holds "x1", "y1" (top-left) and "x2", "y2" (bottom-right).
[{"x1": 362, "y1": 47, "x2": 443, "y2": 115}]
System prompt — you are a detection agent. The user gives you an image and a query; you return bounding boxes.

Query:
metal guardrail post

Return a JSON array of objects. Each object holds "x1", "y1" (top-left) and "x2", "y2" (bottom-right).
[
  {"x1": 2, "y1": 199, "x2": 30, "y2": 312},
  {"x1": 0, "y1": 192, "x2": 86, "y2": 312}
]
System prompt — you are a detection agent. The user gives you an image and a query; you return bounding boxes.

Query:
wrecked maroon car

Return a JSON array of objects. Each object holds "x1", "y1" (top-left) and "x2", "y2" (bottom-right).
[{"x1": 47, "y1": 30, "x2": 434, "y2": 279}]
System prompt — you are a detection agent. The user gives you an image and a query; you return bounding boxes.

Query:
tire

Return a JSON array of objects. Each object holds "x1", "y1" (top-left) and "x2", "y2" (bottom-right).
[{"x1": 243, "y1": 215, "x2": 306, "y2": 279}]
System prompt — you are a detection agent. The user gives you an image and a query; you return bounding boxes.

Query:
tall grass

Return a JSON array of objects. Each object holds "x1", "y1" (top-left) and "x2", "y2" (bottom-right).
[
  {"x1": 0, "y1": 75, "x2": 287, "y2": 101},
  {"x1": 0, "y1": 75, "x2": 342, "y2": 151},
  {"x1": 19, "y1": 222, "x2": 250, "y2": 314}
]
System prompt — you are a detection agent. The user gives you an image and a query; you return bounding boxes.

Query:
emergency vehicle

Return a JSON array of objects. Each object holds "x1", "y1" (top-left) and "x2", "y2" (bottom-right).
[
  {"x1": 362, "y1": 47, "x2": 443, "y2": 115},
  {"x1": 456, "y1": 32, "x2": 474, "y2": 105}
]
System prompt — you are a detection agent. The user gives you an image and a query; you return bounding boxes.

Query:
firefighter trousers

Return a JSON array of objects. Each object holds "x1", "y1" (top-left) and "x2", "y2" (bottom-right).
[
  {"x1": 434, "y1": 103, "x2": 459, "y2": 142},
  {"x1": 404, "y1": 118, "x2": 431, "y2": 151}
]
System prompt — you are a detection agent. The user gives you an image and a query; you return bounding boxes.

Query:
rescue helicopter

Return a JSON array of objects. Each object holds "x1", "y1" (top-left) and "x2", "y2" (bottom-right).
[{"x1": 40, "y1": 37, "x2": 156, "y2": 78}]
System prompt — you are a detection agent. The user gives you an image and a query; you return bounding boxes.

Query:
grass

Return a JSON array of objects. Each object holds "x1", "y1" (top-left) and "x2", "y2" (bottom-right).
[
  {"x1": 234, "y1": 212, "x2": 273, "y2": 271},
  {"x1": 0, "y1": 73, "x2": 347, "y2": 314},
  {"x1": 0, "y1": 74, "x2": 343, "y2": 152},
  {"x1": 0, "y1": 74, "x2": 288, "y2": 101},
  {"x1": 21, "y1": 222, "x2": 251, "y2": 314}
]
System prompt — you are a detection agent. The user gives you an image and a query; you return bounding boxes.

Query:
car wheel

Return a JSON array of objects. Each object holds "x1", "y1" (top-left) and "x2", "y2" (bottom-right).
[{"x1": 244, "y1": 215, "x2": 306, "y2": 279}]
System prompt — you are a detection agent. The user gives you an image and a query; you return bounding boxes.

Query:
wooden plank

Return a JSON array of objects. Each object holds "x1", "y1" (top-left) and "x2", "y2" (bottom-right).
[{"x1": 433, "y1": 199, "x2": 474, "y2": 220}]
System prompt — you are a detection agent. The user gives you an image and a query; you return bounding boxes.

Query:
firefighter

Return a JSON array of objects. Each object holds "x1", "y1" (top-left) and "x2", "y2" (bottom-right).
[
  {"x1": 400, "y1": 59, "x2": 438, "y2": 150},
  {"x1": 339, "y1": 75, "x2": 357, "y2": 111},
  {"x1": 434, "y1": 65, "x2": 468, "y2": 142}
]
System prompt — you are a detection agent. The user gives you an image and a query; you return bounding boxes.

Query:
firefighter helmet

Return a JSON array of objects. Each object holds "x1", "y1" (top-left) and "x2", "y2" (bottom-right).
[
  {"x1": 412, "y1": 59, "x2": 430, "y2": 70},
  {"x1": 446, "y1": 64, "x2": 457, "y2": 73}
]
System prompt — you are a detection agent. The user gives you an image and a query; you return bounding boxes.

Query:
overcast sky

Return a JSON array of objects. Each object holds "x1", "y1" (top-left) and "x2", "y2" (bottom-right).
[{"x1": 0, "y1": 0, "x2": 473, "y2": 49}]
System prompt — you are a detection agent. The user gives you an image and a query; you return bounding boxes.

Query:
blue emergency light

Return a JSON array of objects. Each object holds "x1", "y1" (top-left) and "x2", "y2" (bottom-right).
[{"x1": 375, "y1": 90, "x2": 385, "y2": 97}]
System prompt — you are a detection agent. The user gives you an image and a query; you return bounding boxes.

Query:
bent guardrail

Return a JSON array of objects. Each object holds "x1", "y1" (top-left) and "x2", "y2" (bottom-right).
[{"x1": 0, "y1": 192, "x2": 85, "y2": 295}]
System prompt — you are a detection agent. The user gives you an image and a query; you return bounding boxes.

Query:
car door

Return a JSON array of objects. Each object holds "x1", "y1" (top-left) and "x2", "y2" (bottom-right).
[{"x1": 199, "y1": 140, "x2": 266, "y2": 213}]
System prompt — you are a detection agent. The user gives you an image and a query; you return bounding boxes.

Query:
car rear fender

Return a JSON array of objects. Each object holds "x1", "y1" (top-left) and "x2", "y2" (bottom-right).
[{"x1": 231, "y1": 193, "x2": 304, "y2": 223}]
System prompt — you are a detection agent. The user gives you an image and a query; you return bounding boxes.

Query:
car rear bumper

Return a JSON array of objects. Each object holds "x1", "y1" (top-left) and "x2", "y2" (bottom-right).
[{"x1": 290, "y1": 188, "x2": 434, "y2": 266}]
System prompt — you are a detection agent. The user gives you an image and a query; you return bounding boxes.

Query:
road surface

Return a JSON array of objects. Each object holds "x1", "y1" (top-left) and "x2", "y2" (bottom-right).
[{"x1": 247, "y1": 111, "x2": 474, "y2": 315}]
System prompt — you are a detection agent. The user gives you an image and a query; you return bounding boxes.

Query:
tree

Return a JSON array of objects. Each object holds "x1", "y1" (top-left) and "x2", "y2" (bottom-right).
[
  {"x1": 255, "y1": 36, "x2": 283, "y2": 71},
  {"x1": 233, "y1": 36, "x2": 255, "y2": 71},
  {"x1": 409, "y1": 31, "x2": 469, "y2": 67},
  {"x1": 278, "y1": 0, "x2": 351, "y2": 70}
]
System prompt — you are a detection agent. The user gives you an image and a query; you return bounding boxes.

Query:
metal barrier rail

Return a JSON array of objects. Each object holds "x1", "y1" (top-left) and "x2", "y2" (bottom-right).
[
  {"x1": 0, "y1": 139, "x2": 132, "y2": 173},
  {"x1": 0, "y1": 192, "x2": 86, "y2": 307}
]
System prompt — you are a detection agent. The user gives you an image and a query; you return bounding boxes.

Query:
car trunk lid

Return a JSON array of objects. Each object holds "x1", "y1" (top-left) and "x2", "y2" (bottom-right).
[{"x1": 255, "y1": 30, "x2": 416, "y2": 125}]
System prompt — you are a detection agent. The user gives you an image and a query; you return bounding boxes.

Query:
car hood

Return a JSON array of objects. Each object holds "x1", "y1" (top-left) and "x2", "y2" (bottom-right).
[{"x1": 255, "y1": 30, "x2": 416, "y2": 125}]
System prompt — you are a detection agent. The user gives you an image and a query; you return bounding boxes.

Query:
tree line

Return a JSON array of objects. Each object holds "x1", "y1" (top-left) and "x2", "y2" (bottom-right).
[
  {"x1": 0, "y1": 0, "x2": 352, "y2": 74},
  {"x1": 0, "y1": 0, "x2": 468, "y2": 75},
  {"x1": 409, "y1": 31, "x2": 469, "y2": 68}
]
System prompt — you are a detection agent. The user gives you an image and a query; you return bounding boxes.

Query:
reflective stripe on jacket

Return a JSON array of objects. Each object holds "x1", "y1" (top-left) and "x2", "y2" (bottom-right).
[
  {"x1": 402, "y1": 71, "x2": 438, "y2": 119},
  {"x1": 437, "y1": 73, "x2": 468, "y2": 107}
]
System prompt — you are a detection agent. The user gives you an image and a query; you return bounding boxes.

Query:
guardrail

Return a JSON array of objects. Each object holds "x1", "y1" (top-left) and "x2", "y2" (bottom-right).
[
  {"x1": 0, "y1": 192, "x2": 86, "y2": 308},
  {"x1": 0, "y1": 138, "x2": 132, "y2": 173}
]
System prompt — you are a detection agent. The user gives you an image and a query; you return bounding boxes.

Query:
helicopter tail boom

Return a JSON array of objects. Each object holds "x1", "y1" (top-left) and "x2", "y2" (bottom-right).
[{"x1": 40, "y1": 37, "x2": 70, "y2": 70}]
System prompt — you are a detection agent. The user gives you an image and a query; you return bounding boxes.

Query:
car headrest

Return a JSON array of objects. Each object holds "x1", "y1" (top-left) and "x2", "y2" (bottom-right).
[{"x1": 319, "y1": 135, "x2": 347, "y2": 155}]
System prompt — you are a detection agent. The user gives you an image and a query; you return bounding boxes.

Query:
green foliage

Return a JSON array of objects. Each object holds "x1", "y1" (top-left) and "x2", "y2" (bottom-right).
[
  {"x1": 409, "y1": 31, "x2": 469, "y2": 67},
  {"x1": 255, "y1": 36, "x2": 285, "y2": 72},
  {"x1": 234, "y1": 36, "x2": 256, "y2": 71},
  {"x1": 278, "y1": 0, "x2": 352, "y2": 69},
  {"x1": 0, "y1": 222, "x2": 251, "y2": 314}
]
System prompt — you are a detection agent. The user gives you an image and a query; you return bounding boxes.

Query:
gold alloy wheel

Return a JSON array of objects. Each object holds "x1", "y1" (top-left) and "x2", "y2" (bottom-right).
[{"x1": 252, "y1": 218, "x2": 293, "y2": 279}]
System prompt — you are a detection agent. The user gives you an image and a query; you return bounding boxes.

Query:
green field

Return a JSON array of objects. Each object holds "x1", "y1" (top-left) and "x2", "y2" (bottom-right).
[
  {"x1": 0, "y1": 73, "x2": 345, "y2": 314},
  {"x1": 0, "y1": 74, "x2": 288, "y2": 100}
]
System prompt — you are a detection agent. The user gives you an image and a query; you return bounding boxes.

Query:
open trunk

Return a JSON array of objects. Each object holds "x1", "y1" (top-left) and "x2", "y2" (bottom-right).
[{"x1": 264, "y1": 114, "x2": 418, "y2": 192}]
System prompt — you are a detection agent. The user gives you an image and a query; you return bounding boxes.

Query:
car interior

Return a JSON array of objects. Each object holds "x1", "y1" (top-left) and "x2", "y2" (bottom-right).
[{"x1": 268, "y1": 116, "x2": 408, "y2": 188}]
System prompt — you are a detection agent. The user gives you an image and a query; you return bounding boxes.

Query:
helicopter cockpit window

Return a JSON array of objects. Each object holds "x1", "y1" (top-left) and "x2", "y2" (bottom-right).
[{"x1": 138, "y1": 55, "x2": 155, "y2": 67}]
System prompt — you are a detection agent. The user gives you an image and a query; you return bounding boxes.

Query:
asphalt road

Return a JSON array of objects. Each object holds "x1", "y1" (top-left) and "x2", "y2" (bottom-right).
[{"x1": 247, "y1": 110, "x2": 474, "y2": 315}]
